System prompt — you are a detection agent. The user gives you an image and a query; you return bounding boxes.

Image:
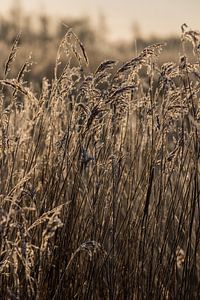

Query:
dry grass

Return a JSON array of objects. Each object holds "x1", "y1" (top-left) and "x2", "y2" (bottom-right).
[{"x1": 0, "y1": 25, "x2": 200, "y2": 299}]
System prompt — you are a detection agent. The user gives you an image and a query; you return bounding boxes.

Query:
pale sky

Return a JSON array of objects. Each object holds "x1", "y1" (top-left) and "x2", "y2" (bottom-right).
[{"x1": 1, "y1": 0, "x2": 200, "y2": 40}]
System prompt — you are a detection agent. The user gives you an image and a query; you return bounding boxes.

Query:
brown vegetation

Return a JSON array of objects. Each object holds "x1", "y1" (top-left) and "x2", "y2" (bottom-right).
[{"x1": 0, "y1": 23, "x2": 200, "y2": 299}]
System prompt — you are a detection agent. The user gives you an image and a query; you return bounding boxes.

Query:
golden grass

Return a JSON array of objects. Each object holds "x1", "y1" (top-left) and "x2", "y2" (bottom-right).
[{"x1": 0, "y1": 25, "x2": 200, "y2": 299}]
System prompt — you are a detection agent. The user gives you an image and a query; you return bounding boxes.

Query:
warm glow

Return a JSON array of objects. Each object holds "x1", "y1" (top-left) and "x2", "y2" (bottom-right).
[{"x1": 1, "y1": 0, "x2": 200, "y2": 40}]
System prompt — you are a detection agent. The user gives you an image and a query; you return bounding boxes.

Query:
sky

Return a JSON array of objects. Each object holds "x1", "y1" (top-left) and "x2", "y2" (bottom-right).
[{"x1": 1, "y1": 0, "x2": 200, "y2": 40}]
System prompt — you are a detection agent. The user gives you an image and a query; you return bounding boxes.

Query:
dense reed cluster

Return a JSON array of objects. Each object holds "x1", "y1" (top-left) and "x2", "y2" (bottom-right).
[{"x1": 0, "y1": 25, "x2": 200, "y2": 299}]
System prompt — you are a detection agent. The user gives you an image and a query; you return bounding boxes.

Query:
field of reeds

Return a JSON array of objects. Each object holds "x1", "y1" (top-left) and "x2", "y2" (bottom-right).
[{"x1": 0, "y1": 24, "x2": 200, "y2": 299}]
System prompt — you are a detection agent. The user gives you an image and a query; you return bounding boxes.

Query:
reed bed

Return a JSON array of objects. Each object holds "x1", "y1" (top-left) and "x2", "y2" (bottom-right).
[{"x1": 0, "y1": 25, "x2": 200, "y2": 299}]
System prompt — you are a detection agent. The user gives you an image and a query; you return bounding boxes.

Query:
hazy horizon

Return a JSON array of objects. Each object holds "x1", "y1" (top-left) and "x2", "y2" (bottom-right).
[{"x1": 1, "y1": 0, "x2": 200, "y2": 40}]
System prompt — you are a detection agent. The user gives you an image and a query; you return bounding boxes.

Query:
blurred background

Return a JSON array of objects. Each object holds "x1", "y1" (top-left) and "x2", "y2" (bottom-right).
[{"x1": 0, "y1": 0, "x2": 199, "y2": 86}]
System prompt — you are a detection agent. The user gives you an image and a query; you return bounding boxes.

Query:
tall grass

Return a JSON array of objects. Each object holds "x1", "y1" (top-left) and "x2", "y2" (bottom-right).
[{"x1": 0, "y1": 25, "x2": 200, "y2": 299}]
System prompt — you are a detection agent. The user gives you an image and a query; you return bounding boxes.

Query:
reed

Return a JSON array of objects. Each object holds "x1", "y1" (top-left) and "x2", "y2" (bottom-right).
[{"x1": 0, "y1": 24, "x2": 199, "y2": 299}]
